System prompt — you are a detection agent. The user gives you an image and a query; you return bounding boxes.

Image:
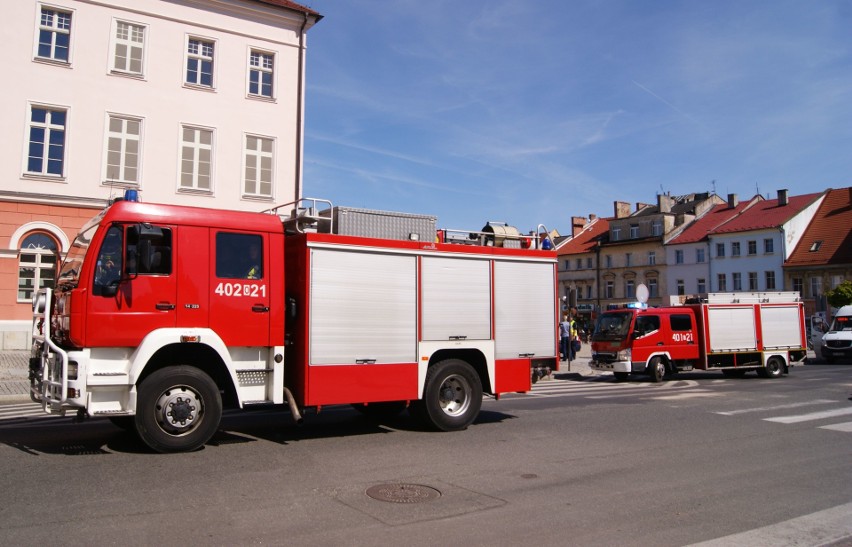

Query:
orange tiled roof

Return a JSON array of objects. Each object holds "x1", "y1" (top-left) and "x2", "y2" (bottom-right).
[
  {"x1": 556, "y1": 217, "x2": 610, "y2": 255},
  {"x1": 785, "y1": 187, "x2": 852, "y2": 266},
  {"x1": 668, "y1": 196, "x2": 761, "y2": 245},
  {"x1": 710, "y1": 192, "x2": 823, "y2": 234}
]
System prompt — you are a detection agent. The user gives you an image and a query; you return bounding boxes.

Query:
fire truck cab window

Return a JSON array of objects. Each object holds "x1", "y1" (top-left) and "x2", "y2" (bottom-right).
[
  {"x1": 216, "y1": 232, "x2": 263, "y2": 279},
  {"x1": 129, "y1": 225, "x2": 172, "y2": 276},
  {"x1": 634, "y1": 315, "x2": 660, "y2": 337},
  {"x1": 94, "y1": 226, "x2": 123, "y2": 294},
  {"x1": 670, "y1": 314, "x2": 692, "y2": 331}
]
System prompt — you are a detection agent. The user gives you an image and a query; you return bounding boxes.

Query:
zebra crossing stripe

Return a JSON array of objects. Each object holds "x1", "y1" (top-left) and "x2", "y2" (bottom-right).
[
  {"x1": 715, "y1": 399, "x2": 836, "y2": 416},
  {"x1": 764, "y1": 407, "x2": 852, "y2": 424},
  {"x1": 819, "y1": 422, "x2": 852, "y2": 433}
]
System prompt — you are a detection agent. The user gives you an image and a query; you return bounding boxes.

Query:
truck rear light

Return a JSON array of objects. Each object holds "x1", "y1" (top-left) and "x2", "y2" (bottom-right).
[{"x1": 180, "y1": 335, "x2": 201, "y2": 343}]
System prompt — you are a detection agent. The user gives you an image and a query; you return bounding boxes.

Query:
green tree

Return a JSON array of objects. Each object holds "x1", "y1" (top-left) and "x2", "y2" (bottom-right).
[{"x1": 826, "y1": 280, "x2": 852, "y2": 309}]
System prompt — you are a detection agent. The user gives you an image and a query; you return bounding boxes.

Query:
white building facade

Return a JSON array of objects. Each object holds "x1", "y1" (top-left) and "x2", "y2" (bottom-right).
[{"x1": 0, "y1": 0, "x2": 320, "y2": 347}]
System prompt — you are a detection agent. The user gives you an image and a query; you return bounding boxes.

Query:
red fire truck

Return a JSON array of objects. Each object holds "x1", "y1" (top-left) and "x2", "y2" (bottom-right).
[
  {"x1": 30, "y1": 194, "x2": 558, "y2": 452},
  {"x1": 590, "y1": 292, "x2": 807, "y2": 381}
]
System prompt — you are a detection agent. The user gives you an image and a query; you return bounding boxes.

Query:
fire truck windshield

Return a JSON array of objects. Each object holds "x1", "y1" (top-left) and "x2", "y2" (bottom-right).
[
  {"x1": 57, "y1": 223, "x2": 98, "y2": 288},
  {"x1": 592, "y1": 311, "x2": 634, "y2": 341}
]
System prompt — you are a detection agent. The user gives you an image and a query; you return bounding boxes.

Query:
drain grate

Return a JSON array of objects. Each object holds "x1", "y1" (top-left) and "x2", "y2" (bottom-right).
[{"x1": 365, "y1": 483, "x2": 442, "y2": 504}]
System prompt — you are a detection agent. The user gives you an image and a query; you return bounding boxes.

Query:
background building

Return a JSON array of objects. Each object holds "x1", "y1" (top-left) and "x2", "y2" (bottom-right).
[{"x1": 0, "y1": 0, "x2": 320, "y2": 348}]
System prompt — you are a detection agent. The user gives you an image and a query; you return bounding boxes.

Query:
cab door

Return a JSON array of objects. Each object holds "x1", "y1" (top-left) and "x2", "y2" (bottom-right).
[
  {"x1": 87, "y1": 223, "x2": 177, "y2": 347},
  {"x1": 209, "y1": 231, "x2": 271, "y2": 347}
]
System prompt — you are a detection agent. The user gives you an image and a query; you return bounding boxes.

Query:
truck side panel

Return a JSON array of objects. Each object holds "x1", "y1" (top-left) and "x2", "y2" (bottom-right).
[
  {"x1": 706, "y1": 306, "x2": 758, "y2": 352},
  {"x1": 760, "y1": 304, "x2": 805, "y2": 349},
  {"x1": 494, "y1": 261, "x2": 557, "y2": 360},
  {"x1": 421, "y1": 256, "x2": 491, "y2": 341}
]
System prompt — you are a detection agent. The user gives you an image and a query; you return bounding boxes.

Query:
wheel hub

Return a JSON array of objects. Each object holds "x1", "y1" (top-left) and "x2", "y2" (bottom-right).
[
  {"x1": 438, "y1": 375, "x2": 470, "y2": 416},
  {"x1": 155, "y1": 386, "x2": 202, "y2": 434}
]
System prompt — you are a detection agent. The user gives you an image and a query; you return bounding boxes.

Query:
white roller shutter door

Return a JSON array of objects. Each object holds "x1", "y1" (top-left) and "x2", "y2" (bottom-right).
[
  {"x1": 707, "y1": 306, "x2": 758, "y2": 351},
  {"x1": 421, "y1": 256, "x2": 491, "y2": 341},
  {"x1": 760, "y1": 305, "x2": 803, "y2": 349},
  {"x1": 494, "y1": 261, "x2": 556, "y2": 359}
]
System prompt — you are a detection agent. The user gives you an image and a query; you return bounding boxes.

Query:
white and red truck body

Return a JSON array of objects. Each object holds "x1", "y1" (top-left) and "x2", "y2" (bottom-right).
[
  {"x1": 30, "y1": 195, "x2": 558, "y2": 451},
  {"x1": 590, "y1": 293, "x2": 808, "y2": 381}
]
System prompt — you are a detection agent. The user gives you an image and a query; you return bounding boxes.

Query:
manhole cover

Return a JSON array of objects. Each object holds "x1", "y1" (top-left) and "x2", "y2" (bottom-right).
[{"x1": 365, "y1": 483, "x2": 442, "y2": 504}]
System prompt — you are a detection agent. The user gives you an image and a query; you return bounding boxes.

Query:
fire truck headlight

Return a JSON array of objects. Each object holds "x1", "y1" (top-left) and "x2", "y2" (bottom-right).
[
  {"x1": 67, "y1": 361, "x2": 78, "y2": 380},
  {"x1": 616, "y1": 349, "x2": 632, "y2": 362}
]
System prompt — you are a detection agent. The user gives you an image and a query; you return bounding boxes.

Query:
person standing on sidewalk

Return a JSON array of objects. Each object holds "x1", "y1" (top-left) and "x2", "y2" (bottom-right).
[{"x1": 559, "y1": 313, "x2": 571, "y2": 361}]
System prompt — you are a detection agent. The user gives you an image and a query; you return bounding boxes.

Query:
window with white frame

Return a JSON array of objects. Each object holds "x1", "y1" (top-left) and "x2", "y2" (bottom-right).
[
  {"x1": 111, "y1": 20, "x2": 145, "y2": 75},
  {"x1": 747, "y1": 240, "x2": 757, "y2": 255},
  {"x1": 648, "y1": 278, "x2": 658, "y2": 297},
  {"x1": 576, "y1": 258, "x2": 582, "y2": 270},
  {"x1": 248, "y1": 49, "x2": 274, "y2": 98},
  {"x1": 696, "y1": 248, "x2": 705, "y2": 263},
  {"x1": 243, "y1": 135, "x2": 273, "y2": 198},
  {"x1": 605, "y1": 255, "x2": 612, "y2": 268},
  {"x1": 716, "y1": 242, "x2": 725, "y2": 258},
  {"x1": 733, "y1": 272, "x2": 742, "y2": 291},
  {"x1": 675, "y1": 249, "x2": 684, "y2": 264},
  {"x1": 764, "y1": 238, "x2": 774, "y2": 254},
  {"x1": 731, "y1": 242, "x2": 741, "y2": 256},
  {"x1": 605, "y1": 280, "x2": 614, "y2": 298},
  {"x1": 625, "y1": 252, "x2": 632, "y2": 267},
  {"x1": 765, "y1": 271, "x2": 776, "y2": 290},
  {"x1": 179, "y1": 126, "x2": 213, "y2": 191},
  {"x1": 676, "y1": 279, "x2": 685, "y2": 296},
  {"x1": 648, "y1": 251, "x2": 655, "y2": 265},
  {"x1": 748, "y1": 271, "x2": 758, "y2": 290},
  {"x1": 26, "y1": 105, "x2": 67, "y2": 177},
  {"x1": 586, "y1": 285, "x2": 592, "y2": 299},
  {"x1": 186, "y1": 37, "x2": 214, "y2": 87},
  {"x1": 625, "y1": 279, "x2": 635, "y2": 298},
  {"x1": 652, "y1": 220, "x2": 662, "y2": 236},
  {"x1": 717, "y1": 273, "x2": 727, "y2": 292},
  {"x1": 629, "y1": 224, "x2": 639, "y2": 238},
  {"x1": 793, "y1": 277, "x2": 803, "y2": 296},
  {"x1": 697, "y1": 278, "x2": 706, "y2": 293},
  {"x1": 36, "y1": 5, "x2": 72, "y2": 62},
  {"x1": 810, "y1": 276, "x2": 822, "y2": 298},
  {"x1": 18, "y1": 232, "x2": 57, "y2": 302},
  {"x1": 104, "y1": 115, "x2": 141, "y2": 184},
  {"x1": 586, "y1": 257, "x2": 592, "y2": 269},
  {"x1": 611, "y1": 227, "x2": 621, "y2": 241}
]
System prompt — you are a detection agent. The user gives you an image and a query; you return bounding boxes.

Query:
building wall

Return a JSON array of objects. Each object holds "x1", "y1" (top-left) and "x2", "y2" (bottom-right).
[
  {"x1": 665, "y1": 241, "x2": 711, "y2": 296},
  {"x1": 708, "y1": 230, "x2": 784, "y2": 292}
]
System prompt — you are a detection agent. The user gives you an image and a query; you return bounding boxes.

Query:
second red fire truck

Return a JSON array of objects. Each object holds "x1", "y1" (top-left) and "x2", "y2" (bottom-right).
[
  {"x1": 31, "y1": 194, "x2": 558, "y2": 452},
  {"x1": 590, "y1": 291, "x2": 807, "y2": 381}
]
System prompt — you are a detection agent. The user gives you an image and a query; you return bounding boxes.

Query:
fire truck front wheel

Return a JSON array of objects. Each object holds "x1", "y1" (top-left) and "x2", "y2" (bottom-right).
[
  {"x1": 135, "y1": 366, "x2": 223, "y2": 453},
  {"x1": 411, "y1": 359, "x2": 482, "y2": 432}
]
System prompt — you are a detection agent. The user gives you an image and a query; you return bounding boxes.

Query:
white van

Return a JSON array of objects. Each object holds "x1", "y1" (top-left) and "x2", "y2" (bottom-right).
[{"x1": 818, "y1": 305, "x2": 852, "y2": 363}]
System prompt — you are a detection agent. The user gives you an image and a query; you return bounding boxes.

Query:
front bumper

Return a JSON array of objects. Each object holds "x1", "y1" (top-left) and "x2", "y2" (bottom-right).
[{"x1": 590, "y1": 360, "x2": 631, "y2": 373}]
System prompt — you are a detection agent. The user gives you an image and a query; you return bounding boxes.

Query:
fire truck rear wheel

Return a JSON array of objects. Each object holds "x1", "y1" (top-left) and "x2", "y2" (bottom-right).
[
  {"x1": 649, "y1": 357, "x2": 666, "y2": 383},
  {"x1": 135, "y1": 366, "x2": 222, "y2": 453},
  {"x1": 411, "y1": 359, "x2": 482, "y2": 432},
  {"x1": 758, "y1": 357, "x2": 784, "y2": 378}
]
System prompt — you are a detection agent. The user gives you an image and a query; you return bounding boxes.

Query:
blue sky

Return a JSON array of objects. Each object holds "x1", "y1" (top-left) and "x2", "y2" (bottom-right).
[{"x1": 302, "y1": 1, "x2": 852, "y2": 235}]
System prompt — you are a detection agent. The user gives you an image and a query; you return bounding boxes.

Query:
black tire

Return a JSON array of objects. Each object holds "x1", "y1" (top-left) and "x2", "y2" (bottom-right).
[
  {"x1": 721, "y1": 369, "x2": 747, "y2": 378},
  {"x1": 613, "y1": 372, "x2": 629, "y2": 382},
  {"x1": 351, "y1": 401, "x2": 407, "y2": 419},
  {"x1": 758, "y1": 357, "x2": 784, "y2": 379},
  {"x1": 649, "y1": 357, "x2": 666, "y2": 383},
  {"x1": 134, "y1": 366, "x2": 222, "y2": 453},
  {"x1": 410, "y1": 359, "x2": 482, "y2": 432}
]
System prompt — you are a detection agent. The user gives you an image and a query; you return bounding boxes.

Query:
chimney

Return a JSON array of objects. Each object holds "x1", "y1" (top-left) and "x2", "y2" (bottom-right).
[
  {"x1": 635, "y1": 202, "x2": 653, "y2": 212},
  {"x1": 727, "y1": 193, "x2": 738, "y2": 209},
  {"x1": 589, "y1": 213, "x2": 597, "y2": 222},
  {"x1": 657, "y1": 194, "x2": 672, "y2": 213},
  {"x1": 778, "y1": 189, "x2": 788, "y2": 206},
  {"x1": 571, "y1": 216, "x2": 586, "y2": 237},
  {"x1": 614, "y1": 201, "x2": 631, "y2": 219}
]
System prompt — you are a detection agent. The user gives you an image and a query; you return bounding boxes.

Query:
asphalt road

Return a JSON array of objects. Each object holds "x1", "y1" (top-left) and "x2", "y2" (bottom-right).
[{"x1": 0, "y1": 363, "x2": 850, "y2": 546}]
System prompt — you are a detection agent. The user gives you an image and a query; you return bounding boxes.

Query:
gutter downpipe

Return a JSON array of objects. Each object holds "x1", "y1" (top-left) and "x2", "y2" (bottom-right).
[{"x1": 294, "y1": 12, "x2": 309, "y2": 202}]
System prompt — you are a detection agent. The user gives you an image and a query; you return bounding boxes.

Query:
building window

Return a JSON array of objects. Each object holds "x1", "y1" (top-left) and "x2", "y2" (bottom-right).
[
  {"x1": 810, "y1": 276, "x2": 822, "y2": 298},
  {"x1": 563, "y1": 260, "x2": 570, "y2": 271},
  {"x1": 648, "y1": 251, "x2": 655, "y2": 265},
  {"x1": 186, "y1": 37, "x2": 214, "y2": 87},
  {"x1": 586, "y1": 285, "x2": 592, "y2": 299},
  {"x1": 676, "y1": 279, "x2": 685, "y2": 296},
  {"x1": 625, "y1": 253, "x2": 632, "y2": 267},
  {"x1": 104, "y1": 115, "x2": 141, "y2": 184},
  {"x1": 26, "y1": 105, "x2": 67, "y2": 177},
  {"x1": 764, "y1": 238, "x2": 774, "y2": 254},
  {"x1": 716, "y1": 242, "x2": 725, "y2": 258},
  {"x1": 630, "y1": 224, "x2": 639, "y2": 238},
  {"x1": 605, "y1": 280, "x2": 614, "y2": 298},
  {"x1": 747, "y1": 240, "x2": 757, "y2": 256},
  {"x1": 675, "y1": 250, "x2": 684, "y2": 264},
  {"x1": 111, "y1": 20, "x2": 145, "y2": 75},
  {"x1": 180, "y1": 125, "x2": 213, "y2": 191},
  {"x1": 586, "y1": 257, "x2": 592, "y2": 269},
  {"x1": 18, "y1": 232, "x2": 57, "y2": 302},
  {"x1": 765, "y1": 271, "x2": 776, "y2": 290},
  {"x1": 626, "y1": 280, "x2": 635, "y2": 298},
  {"x1": 576, "y1": 258, "x2": 583, "y2": 270},
  {"x1": 243, "y1": 134, "x2": 273, "y2": 198},
  {"x1": 793, "y1": 277, "x2": 803, "y2": 296},
  {"x1": 718, "y1": 273, "x2": 727, "y2": 292},
  {"x1": 697, "y1": 278, "x2": 706, "y2": 294},
  {"x1": 605, "y1": 255, "x2": 612, "y2": 268},
  {"x1": 731, "y1": 242, "x2": 741, "y2": 257},
  {"x1": 249, "y1": 49, "x2": 274, "y2": 98},
  {"x1": 652, "y1": 220, "x2": 662, "y2": 236},
  {"x1": 809, "y1": 241, "x2": 822, "y2": 252},
  {"x1": 748, "y1": 271, "x2": 758, "y2": 290},
  {"x1": 696, "y1": 248, "x2": 705, "y2": 263},
  {"x1": 648, "y1": 278, "x2": 658, "y2": 297},
  {"x1": 733, "y1": 272, "x2": 742, "y2": 291},
  {"x1": 36, "y1": 5, "x2": 72, "y2": 62}
]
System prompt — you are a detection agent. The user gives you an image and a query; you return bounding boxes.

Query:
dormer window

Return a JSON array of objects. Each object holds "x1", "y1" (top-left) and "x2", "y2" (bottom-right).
[{"x1": 809, "y1": 240, "x2": 823, "y2": 252}]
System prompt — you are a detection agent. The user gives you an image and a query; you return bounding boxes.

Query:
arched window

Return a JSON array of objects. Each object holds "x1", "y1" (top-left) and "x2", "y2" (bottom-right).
[{"x1": 18, "y1": 232, "x2": 58, "y2": 302}]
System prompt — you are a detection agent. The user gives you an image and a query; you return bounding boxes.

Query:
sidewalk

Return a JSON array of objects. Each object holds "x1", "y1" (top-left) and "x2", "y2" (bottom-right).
[{"x1": 0, "y1": 351, "x2": 31, "y2": 403}]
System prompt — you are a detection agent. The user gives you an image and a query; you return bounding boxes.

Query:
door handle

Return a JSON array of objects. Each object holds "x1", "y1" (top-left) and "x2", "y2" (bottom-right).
[
  {"x1": 252, "y1": 304, "x2": 270, "y2": 313},
  {"x1": 156, "y1": 302, "x2": 176, "y2": 310}
]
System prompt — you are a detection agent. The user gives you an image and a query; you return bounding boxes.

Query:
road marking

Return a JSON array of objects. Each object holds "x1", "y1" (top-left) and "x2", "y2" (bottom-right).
[
  {"x1": 714, "y1": 399, "x2": 836, "y2": 416},
  {"x1": 650, "y1": 391, "x2": 723, "y2": 400},
  {"x1": 764, "y1": 407, "x2": 852, "y2": 424},
  {"x1": 819, "y1": 421, "x2": 852, "y2": 433}
]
